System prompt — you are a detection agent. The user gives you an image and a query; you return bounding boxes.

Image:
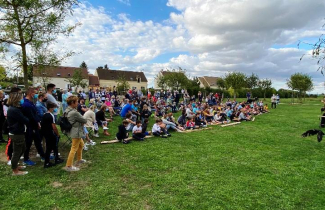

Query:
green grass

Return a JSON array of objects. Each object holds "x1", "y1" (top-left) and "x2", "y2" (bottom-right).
[{"x1": 1, "y1": 98, "x2": 325, "y2": 209}]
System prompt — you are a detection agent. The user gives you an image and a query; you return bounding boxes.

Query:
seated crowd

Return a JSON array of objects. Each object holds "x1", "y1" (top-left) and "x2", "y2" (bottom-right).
[{"x1": 0, "y1": 85, "x2": 269, "y2": 175}]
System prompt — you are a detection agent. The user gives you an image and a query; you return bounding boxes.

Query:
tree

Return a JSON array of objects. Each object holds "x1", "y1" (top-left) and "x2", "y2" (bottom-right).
[
  {"x1": 156, "y1": 68, "x2": 189, "y2": 90},
  {"x1": 0, "y1": 65, "x2": 6, "y2": 82},
  {"x1": 224, "y1": 72, "x2": 246, "y2": 99},
  {"x1": 258, "y1": 79, "x2": 272, "y2": 100},
  {"x1": 80, "y1": 61, "x2": 88, "y2": 70},
  {"x1": 287, "y1": 73, "x2": 313, "y2": 102},
  {"x1": 0, "y1": 0, "x2": 79, "y2": 88},
  {"x1": 216, "y1": 78, "x2": 226, "y2": 90},
  {"x1": 246, "y1": 73, "x2": 259, "y2": 91},
  {"x1": 65, "y1": 68, "x2": 88, "y2": 92},
  {"x1": 34, "y1": 65, "x2": 53, "y2": 88},
  {"x1": 116, "y1": 73, "x2": 130, "y2": 93}
]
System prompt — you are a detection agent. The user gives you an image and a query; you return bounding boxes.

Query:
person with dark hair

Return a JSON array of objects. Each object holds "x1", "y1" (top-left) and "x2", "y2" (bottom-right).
[
  {"x1": 132, "y1": 120, "x2": 145, "y2": 141},
  {"x1": 77, "y1": 98, "x2": 88, "y2": 116},
  {"x1": 41, "y1": 102, "x2": 64, "y2": 168},
  {"x1": 116, "y1": 120, "x2": 129, "y2": 144},
  {"x1": 7, "y1": 91, "x2": 29, "y2": 175},
  {"x1": 46, "y1": 83, "x2": 59, "y2": 121},
  {"x1": 36, "y1": 93, "x2": 48, "y2": 119},
  {"x1": 22, "y1": 87, "x2": 45, "y2": 166}
]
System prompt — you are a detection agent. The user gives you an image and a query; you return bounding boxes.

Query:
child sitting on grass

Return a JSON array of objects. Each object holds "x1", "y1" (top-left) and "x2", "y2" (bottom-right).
[
  {"x1": 152, "y1": 119, "x2": 170, "y2": 138},
  {"x1": 195, "y1": 112, "x2": 207, "y2": 128},
  {"x1": 132, "y1": 120, "x2": 146, "y2": 141},
  {"x1": 186, "y1": 117, "x2": 198, "y2": 130},
  {"x1": 125, "y1": 113, "x2": 136, "y2": 131},
  {"x1": 116, "y1": 120, "x2": 130, "y2": 144}
]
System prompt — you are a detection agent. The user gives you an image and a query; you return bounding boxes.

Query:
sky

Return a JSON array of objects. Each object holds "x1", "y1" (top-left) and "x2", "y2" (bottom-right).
[{"x1": 51, "y1": 0, "x2": 325, "y2": 93}]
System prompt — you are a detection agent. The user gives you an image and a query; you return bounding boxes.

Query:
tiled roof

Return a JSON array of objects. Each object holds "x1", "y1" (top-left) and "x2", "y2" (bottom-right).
[
  {"x1": 198, "y1": 76, "x2": 220, "y2": 87},
  {"x1": 96, "y1": 68, "x2": 148, "y2": 82},
  {"x1": 33, "y1": 66, "x2": 89, "y2": 79},
  {"x1": 89, "y1": 75, "x2": 100, "y2": 86}
]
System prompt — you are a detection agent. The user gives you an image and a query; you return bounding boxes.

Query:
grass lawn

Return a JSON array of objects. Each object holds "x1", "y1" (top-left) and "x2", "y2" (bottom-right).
[{"x1": 1, "y1": 98, "x2": 325, "y2": 209}]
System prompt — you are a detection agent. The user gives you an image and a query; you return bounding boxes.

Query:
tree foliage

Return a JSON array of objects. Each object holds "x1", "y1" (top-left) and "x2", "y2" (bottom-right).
[
  {"x1": 80, "y1": 61, "x2": 88, "y2": 70},
  {"x1": 224, "y1": 72, "x2": 247, "y2": 98},
  {"x1": 246, "y1": 73, "x2": 259, "y2": 90},
  {"x1": 0, "y1": 65, "x2": 7, "y2": 82},
  {"x1": 287, "y1": 73, "x2": 313, "y2": 101},
  {"x1": 0, "y1": 0, "x2": 79, "y2": 88},
  {"x1": 258, "y1": 79, "x2": 272, "y2": 100},
  {"x1": 216, "y1": 78, "x2": 226, "y2": 90},
  {"x1": 116, "y1": 73, "x2": 130, "y2": 93},
  {"x1": 65, "y1": 68, "x2": 88, "y2": 92},
  {"x1": 155, "y1": 68, "x2": 189, "y2": 90}
]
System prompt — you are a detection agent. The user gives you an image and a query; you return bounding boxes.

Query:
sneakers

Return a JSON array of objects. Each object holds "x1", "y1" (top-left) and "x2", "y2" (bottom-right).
[
  {"x1": 23, "y1": 160, "x2": 36, "y2": 166},
  {"x1": 123, "y1": 140, "x2": 130, "y2": 144},
  {"x1": 65, "y1": 166, "x2": 80, "y2": 172},
  {"x1": 93, "y1": 133, "x2": 99, "y2": 138},
  {"x1": 83, "y1": 145, "x2": 89, "y2": 151},
  {"x1": 167, "y1": 133, "x2": 171, "y2": 137},
  {"x1": 7, "y1": 160, "x2": 11, "y2": 166},
  {"x1": 161, "y1": 135, "x2": 168, "y2": 138},
  {"x1": 86, "y1": 140, "x2": 96, "y2": 146},
  {"x1": 44, "y1": 162, "x2": 55, "y2": 168},
  {"x1": 103, "y1": 126, "x2": 108, "y2": 130},
  {"x1": 12, "y1": 171, "x2": 28, "y2": 176},
  {"x1": 75, "y1": 159, "x2": 87, "y2": 166}
]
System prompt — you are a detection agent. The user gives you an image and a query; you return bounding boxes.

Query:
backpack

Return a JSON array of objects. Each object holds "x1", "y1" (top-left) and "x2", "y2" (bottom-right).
[{"x1": 58, "y1": 110, "x2": 73, "y2": 133}]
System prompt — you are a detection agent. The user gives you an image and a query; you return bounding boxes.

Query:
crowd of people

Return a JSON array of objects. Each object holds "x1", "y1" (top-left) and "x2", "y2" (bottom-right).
[{"x1": 0, "y1": 84, "x2": 273, "y2": 175}]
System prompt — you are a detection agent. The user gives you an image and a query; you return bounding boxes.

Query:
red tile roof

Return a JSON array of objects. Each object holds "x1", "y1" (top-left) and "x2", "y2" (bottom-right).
[
  {"x1": 33, "y1": 66, "x2": 89, "y2": 79},
  {"x1": 96, "y1": 68, "x2": 148, "y2": 82}
]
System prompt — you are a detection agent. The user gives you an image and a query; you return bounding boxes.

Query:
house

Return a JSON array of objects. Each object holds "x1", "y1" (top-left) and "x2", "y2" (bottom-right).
[
  {"x1": 198, "y1": 76, "x2": 220, "y2": 89},
  {"x1": 33, "y1": 66, "x2": 89, "y2": 91},
  {"x1": 89, "y1": 74, "x2": 100, "y2": 88},
  {"x1": 154, "y1": 70, "x2": 187, "y2": 89},
  {"x1": 95, "y1": 68, "x2": 148, "y2": 90}
]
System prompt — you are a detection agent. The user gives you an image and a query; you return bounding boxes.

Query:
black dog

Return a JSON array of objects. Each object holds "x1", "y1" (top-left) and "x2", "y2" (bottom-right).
[{"x1": 302, "y1": 129, "x2": 325, "y2": 142}]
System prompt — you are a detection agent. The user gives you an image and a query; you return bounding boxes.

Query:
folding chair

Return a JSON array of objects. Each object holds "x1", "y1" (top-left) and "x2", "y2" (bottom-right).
[{"x1": 60, "y1": 132, "x2": 72, "y2": 148}]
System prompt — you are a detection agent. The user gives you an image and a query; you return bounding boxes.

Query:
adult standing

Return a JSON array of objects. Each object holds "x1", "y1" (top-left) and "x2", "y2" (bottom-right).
[
  {"x1": 22, "y1": 87, "x2": 45, "y2": 166},
  {"x1": 7, "y1": 91, "x2": 29, "y2": 175},
  {"x1": 88, "y1": 89, "x2": 95, "y2": 101},
  {"x1": 46, "y1": 84, "x2": 59, "y2": 122},
  {"x1": 65, "y1": 95, "x2": 87, "y2": 172},
  {"x1": 198, "y1": 91, "x2": 203, "y2": 103},
  {"x1": 276, "y1": 94, "x2": 280, "y2": 105},
  {"x1": 35, "y1": 93, "x2": 48, "y2": 119},
  {"x1": 271, "y1": 94, "x2": 277, "y2": 109},
  {"x1": 62, "y1": 90, "x2": 69, "y2": 113}
]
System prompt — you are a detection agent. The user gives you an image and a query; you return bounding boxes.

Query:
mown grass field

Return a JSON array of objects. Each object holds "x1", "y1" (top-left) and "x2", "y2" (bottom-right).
[{"x1": 0, "y1": 98, "x2": 325, "y2": 210}]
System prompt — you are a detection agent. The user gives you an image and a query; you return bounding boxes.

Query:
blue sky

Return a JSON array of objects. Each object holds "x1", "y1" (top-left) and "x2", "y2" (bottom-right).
[
  {"x1": 52, "y1": 0, "x2": 325, "y2": 93},
  {"x1": 87, "y1": 0, "x2": 178, "y2": 22}
]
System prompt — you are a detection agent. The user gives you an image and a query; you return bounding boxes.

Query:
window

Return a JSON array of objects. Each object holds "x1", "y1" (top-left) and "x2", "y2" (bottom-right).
[
  {"x1": 136, "y1": 75, "x2": 141, "y2": 83},
  {"x1": 57, "y1": 73, "x2": 61, "y2": 76},
  {"x1": 68, "y1": 73, "x2": 71, "y2": 76}
]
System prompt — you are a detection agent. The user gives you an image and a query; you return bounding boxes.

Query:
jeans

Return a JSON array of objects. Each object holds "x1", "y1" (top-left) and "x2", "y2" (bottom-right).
[
  {"x1": 66, "y1": 138, "x2": 84, "y2": 167},
  {"x1": 166, "y1": 124, "x2": 176, "y2": 131},
  {"x1": 24, "y1": 127, "x2": 45, "y2": 161},
  {"x1": 10, "y1": 134, "x2": 26, "y2": 170},
  {"x1": 271, "y1": 102, "x2": 276, "y2": 109},
  {"x1": 62, "y1": 103, "x2": 68, "y2": 113}
]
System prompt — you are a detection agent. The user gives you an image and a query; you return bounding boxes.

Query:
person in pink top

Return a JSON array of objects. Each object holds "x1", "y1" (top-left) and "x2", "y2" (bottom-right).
[{"x1": 104, "y1": 98, "x2": 115, "y2": 118}]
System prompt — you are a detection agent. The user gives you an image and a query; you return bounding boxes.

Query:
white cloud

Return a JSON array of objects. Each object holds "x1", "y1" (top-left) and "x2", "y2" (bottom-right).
[
  {"x1": 42, "y1": 1, "x2": 325, "y2": 93},
  {"x1": 117, "y1": 0, "x2": 131, "y2": 6}
]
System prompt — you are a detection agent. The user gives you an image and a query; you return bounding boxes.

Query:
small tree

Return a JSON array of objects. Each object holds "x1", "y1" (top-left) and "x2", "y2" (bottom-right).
[
  {"x1": 155, "y1": 72, "x2": 168, "y2": 90},
  {"x1": 258, "y1": 79, "x2": 272, "y2": 100},
  {"x1": 216, "y1": 78, "x2": 226, "y2": 90},
  {"x1": 287, "y1": 73, "x2": 313, "y2": 102},
  {"x1": 80, "y1": 61, "x2": 88, "y2": 70},
  {"x1": 224, "y1": 72, "x2": 247, "y2": 99},
  {"x1": 116, "y1": 73, "x2": 130, "y2": 93},
  {"x1": 65, "y1": 69, "x2": 88, "y2": 92},
  {"x1": 0, "y1": 65, "x2": 6, "y2": 82},
  {"x1": 246, "y1": 73, "x2": 259, "y2": 93}
]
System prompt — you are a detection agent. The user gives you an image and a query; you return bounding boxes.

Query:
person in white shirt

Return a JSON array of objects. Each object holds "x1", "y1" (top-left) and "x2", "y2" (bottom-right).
[
  {"x1": 132, "y1": 120, "x2": 145, "y2": 141},
  {"x1": 152, "y1": 119, "x2": 170, "y2": 138}
]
